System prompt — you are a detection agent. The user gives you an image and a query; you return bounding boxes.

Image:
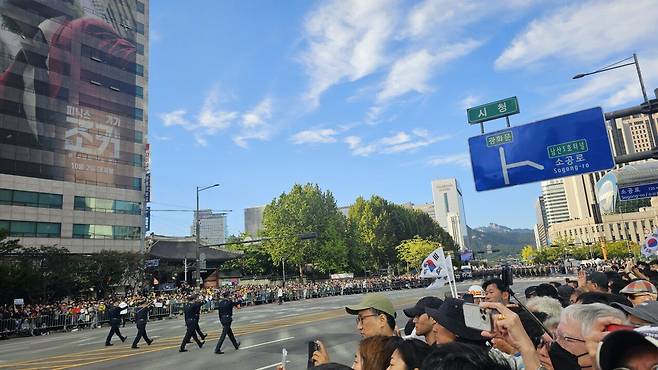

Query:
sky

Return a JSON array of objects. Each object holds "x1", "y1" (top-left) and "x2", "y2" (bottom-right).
[{"x1": 147, "y1": 0, "x2": 658, "y2": 237}]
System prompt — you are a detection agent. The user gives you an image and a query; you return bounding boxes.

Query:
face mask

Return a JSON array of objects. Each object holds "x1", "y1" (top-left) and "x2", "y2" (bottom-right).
[{"x1": 548, "y1": 342, "x2": 592, "y2": 370}]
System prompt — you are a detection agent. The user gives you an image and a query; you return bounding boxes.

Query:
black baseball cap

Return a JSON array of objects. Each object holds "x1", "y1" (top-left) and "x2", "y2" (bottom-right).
[
  {"x1": 425, "y1": 298, "x2": 486, "y2": 342},
  {"x1": 587, "y1": 271, "x2": 608, "y2": 288},
  {"x1": 403, "y1": 296, "x2": 443, "y2": 318}
]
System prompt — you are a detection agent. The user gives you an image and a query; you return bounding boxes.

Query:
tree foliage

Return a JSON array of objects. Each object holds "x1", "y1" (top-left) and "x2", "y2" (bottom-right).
[
  {"x1": 520, "y1": 245, "x2": 536, "y2": 264},
  {"x1": 0, "y1": 231, "x2": 144, "y2": 304},
  {"x1": 396, "y1": 236, "x2": 442, "y2": 270},
  {"x1": 261, "y1": 183, "x2": 348, "y2": 275},
  {"x1": 219, "y1": 233, "x2": 274, "y2": 276}
]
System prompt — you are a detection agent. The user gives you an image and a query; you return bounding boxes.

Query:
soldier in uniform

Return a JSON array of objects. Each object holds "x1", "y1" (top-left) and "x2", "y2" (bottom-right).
[
  {"x1": 214, "y1": 291, "x2": 242, "y2": 354},
  {"x1": 193, "y1": 296, "x2": 207, "y2": 340},
  {"x1": 131, "y1": 299, "x2": 154, "y2": 349},
  {"x1": 179, "y1": 295, "x2": 205, "y2": 352},
  {"x1": 105, "y1": 299, "x2": 127, "y2": 346}
]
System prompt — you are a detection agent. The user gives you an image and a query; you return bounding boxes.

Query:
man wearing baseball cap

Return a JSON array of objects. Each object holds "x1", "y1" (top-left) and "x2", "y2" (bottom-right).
[
  {"x1": 611, "y1": 300, "x2": 658, "y2": 326},
  {"x1": 403, "y1": 297, "x2": 443, "y2": 343},
  {"x1": 312, "y1": 293, "x2": 397, "y2": 366},
  {"x1": 424, "y1": 298, "x2": 487, "y2": 346},
  {"x1": 597, "y1": 327, "x2": 658, "y2": 370},
  {"x1": 586, "y1": 271, "x2": 609, "y2": 293},
  {"x1": 619, "y1": 280, "x2": 658, "y2": 306}
]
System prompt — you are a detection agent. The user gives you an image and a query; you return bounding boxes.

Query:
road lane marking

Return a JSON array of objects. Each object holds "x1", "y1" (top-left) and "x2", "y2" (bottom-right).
[
  {"x1": 240, "y1": 337, "x2": 294, "y2": 350},
  {"x1": 253, "y1": 361, "x2": 288, "y2": 370}
]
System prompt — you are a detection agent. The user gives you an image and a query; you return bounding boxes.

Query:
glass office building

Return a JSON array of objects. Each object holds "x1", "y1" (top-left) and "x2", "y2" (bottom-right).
[{"x1": 0, "y1": 0, "x2": 148, "y2": 253}]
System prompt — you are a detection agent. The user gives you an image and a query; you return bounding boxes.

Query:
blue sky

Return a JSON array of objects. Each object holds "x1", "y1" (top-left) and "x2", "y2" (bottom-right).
[{"x1": 147, "y1": 0, "x2": 658, "y2": 237}]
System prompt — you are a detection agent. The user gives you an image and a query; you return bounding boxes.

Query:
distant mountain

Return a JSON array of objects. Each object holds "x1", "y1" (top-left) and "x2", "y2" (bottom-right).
[{"x1": 467, "y1": 223, "x2": 535, "y2": 257}]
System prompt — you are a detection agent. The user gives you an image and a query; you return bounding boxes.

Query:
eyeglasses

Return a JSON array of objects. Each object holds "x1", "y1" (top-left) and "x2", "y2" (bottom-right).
[
  {"x1": 554, "y1": 330, "x2": 585, "y2": 344},
  {"x1": 356, "y1": 314, "x2": 378, "y2": 324}
]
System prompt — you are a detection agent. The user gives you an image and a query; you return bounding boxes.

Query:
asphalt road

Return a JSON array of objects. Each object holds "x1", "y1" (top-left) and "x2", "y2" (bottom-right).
[{"x1": 0, "y1": 277, "x2": 562, "y2": 370}]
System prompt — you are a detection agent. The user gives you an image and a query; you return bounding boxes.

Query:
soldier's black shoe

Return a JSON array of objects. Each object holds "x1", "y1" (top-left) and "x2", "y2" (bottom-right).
[
  {"x1": 235, "y1": 341, "x2": 240, "y2": 350},
  {"x1": 121, "y1": 336, "x2": 127, "y2": 343},
  {"x1": 105, "y1": 343, "x2": 113, "y2": 346},
  {"x1": 131, "y1": 345, "x2": 139, "y2": 349},
  {"x1": 146, "y1": 340, "x2": 153, "y2": 345},
  {"x1": 201, "y1": 333, "x2": 207, "y2": 340},
  {"x1": 179, "y1": 348, "x2": 188, "y2": 352},
  {"x1": 215, "y1": 350, "x2": 224, "y2": 354},
  {"x1": 198, "y1": 340, "x2": 205, "y2": 348}
]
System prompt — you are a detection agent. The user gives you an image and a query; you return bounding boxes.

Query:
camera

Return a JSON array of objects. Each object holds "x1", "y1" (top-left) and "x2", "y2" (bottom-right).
[{"x1": 501, "y1": 265, "x2": 513, "y2": 287}]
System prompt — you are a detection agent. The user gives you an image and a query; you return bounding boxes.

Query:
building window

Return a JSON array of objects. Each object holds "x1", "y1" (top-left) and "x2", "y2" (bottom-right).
[
  {"x1": 72, "y1": 224, "x2": 140, "y2": 239},
  {"x1": 135, "y1": 130, "x2": 143, "y2": 143},
  {"x1": 136, "y1": 85, "x2": 143, "y2": 98},
  {"x1": 134, "y1": 108, "x2": 144, "y2": 120},
  {"x1": 136, "y1": 1, "x2": 145, "y2": 13},
  {"x1": 0, "y1": 220, "x2": 61, "y2": 237},
  {"x1": 136, "y1": 42, "x2": 144, "y2": 55},
  {"x1": 74, "y1": 196, "x2": 141, "y2": 215},
  {"x1": 136, "y1": 63, "x2": 144, "y2": 77},
  {"x1": 0, "y1": 189, "x2": 62, "y2": 209},
  {"x1": 136, "y1": 22, "x2": 145, "y2": 35}
]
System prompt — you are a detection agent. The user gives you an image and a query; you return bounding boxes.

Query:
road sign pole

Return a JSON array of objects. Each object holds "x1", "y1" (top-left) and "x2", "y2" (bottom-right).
[
  {"x1": 505, "y1": 116, "x2": 511, "y2": 128},
  {"x1": 480, "y1": 122, "x2": 484, "y2": 134}
]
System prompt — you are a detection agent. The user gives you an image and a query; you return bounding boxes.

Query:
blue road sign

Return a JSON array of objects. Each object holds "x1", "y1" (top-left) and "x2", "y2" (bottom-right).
[
  {"x1": 619, "y1": 182, "x2": 658, "y2": 201},
  {"x1": 468, "y1": 107, "x2": 614, "y2": 191}
]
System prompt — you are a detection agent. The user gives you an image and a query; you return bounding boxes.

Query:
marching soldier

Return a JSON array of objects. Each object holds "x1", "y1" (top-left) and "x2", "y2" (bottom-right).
[
  {"x1": 105, "y1": 299, "x2": 127, "y2": 346},
  {"x1": 193, "y1": 295, "x2": 207, "y2": 340},
  {"x1": 214, "y1": 291, "x2": 242, "y2": 354},
  {"x1": 131, "y1": 299, "x2": 154, "y2": 349},
  {"x1": 179, "y1": 294, "x2": 205, "y2": 352}
]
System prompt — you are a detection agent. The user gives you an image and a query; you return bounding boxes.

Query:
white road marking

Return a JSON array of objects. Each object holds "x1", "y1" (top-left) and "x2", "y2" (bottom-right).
[
  {"x1": 241, "y1": 337, "x2": 294, "y2": 350},
  {"x1": 253, "y1": 361, "x2": 289, "y2": 370}
]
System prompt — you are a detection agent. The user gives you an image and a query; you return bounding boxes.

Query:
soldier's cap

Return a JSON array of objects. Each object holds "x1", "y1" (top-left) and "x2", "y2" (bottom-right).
[
  {"x1": 403, "y1": 296, "x2": 443, "y2": 318},
  {"x1": 611, "y1": 301, "x2": 658, "y2": 325},
  {"x1": 620, "y1": 280, "x2": 658, "y2": 295},
  {"x1": 345, "y1": 293, "x2": 396, "y2": 318}
]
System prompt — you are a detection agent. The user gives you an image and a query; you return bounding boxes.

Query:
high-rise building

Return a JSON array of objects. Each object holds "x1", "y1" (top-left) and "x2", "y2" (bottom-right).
[
  {"x1": 191, "y1": 210, "x2": 227, "y2": 245},
  {"x1": 0, "y1": 1, "x2": 149, "y2": 253},
  {"x1": 540, "y1": 179, "x2": 570, "y2": 226},
  {"x1": 244, "y1": 205, "x2": 265, "y2": 238},
  {"x1": 431, "y1": 178, "x2": 469, "y2": 250},
  {"x1": 534, "y1": 196, "x2": 548, "y2": 248}
]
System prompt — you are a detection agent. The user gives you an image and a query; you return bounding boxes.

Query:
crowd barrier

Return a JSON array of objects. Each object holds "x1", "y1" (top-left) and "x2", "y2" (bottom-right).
[{"x1": 0, "y1": 278, "x2": 428, "y2": 339}]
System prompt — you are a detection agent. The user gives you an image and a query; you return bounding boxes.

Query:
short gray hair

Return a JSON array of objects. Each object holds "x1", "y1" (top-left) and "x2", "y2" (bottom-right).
[
  {"x1": 527, "y1": 296, "x2": 563, "y2": 328},
  {"x1": 561, "y1": 303, "x2": 628, "y2": 336}
]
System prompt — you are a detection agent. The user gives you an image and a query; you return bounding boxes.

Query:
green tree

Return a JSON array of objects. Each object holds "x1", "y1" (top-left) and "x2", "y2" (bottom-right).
[
  {"x1": 520, "y1": 245, "x2": 536, "y2": 264},
  {"x1": 220, "y1": 233, "x2": 274, "y2": 276},
  {"x1": 261, "y1": 183, "x2": 348, "y2": 276},
  {"x1": 396, "y1": 237, "x2": 442, "y2": 271}
]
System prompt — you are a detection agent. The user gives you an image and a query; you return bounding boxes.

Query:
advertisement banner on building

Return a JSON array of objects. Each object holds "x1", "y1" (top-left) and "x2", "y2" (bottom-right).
[{"x1": 0, "y1": 1, "x2": 145, "y2": 191}]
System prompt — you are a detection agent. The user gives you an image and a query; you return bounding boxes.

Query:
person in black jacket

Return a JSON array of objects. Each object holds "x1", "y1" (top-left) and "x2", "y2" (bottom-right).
[
  {"x1": 214, "y1": 291, "x2": 242, "y2": 354},
  {"x1": 105, "y1": 299, "x2": 127, "y2": 346},
  {"x1": 193, "y1": 296, "x2": 207, "y2": 340},
  {"x1": 131, "y1": 300, "x2": 154, "y2": 349},
  {"x1": 179, "y1": 295, "x2": 205, "y2": 352}
]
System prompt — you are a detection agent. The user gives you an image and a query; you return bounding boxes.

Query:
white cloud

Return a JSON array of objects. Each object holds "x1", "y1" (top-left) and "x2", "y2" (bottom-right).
[
  {"x1": 300, "y1": 0, "x2": 397, "y2": 108},
  {"x1": 403, "y1": 0, "x2": 483, "y2": 39},
  {"x1": 233, "y1": 98, "x2": 276, "y2": 148},
  {"x1": 242, "y1": 98, "x2": 273, "y2": 128},
  {"x1": 427, "y1": 153, "x2": 471, "y2": 168},
  {"x1": 160, "y1": 110, "x2": 190, "y2": 128},
  {"x1": 160, "y1": 88, "x2": 278, "y2": 148},
  {"x1": 369, "y1": 40, "x2": 482, "y2": 120},
  {"x1": 495, "y1": 0, "x2": 658, "y2": 70},
  {"x1": 291, "y1": 129, "x2": 339, "y2": 144},
  {"x1": 460, "y1": 95, "x2": 480, "y2": 109},
  {"x1": 344, "y1": 130, "x2": 450, "y2": 156},
  {"x1": 197, "y1": 89, "x2": 238, "y2": 134}
]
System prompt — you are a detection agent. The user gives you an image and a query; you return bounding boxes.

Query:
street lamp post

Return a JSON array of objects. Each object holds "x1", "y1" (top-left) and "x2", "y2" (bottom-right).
[
  {"x1": 195, "y1": 183, "x2": 219, "y2": 288},
  {"x1": 573, "y1": 53, "x2": 658, "y2": 147}
]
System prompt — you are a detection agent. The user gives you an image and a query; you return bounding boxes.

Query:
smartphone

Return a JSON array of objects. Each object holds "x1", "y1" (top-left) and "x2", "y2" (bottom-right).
[
  {"x1": 307, "y1": 341, "x2": 319, "y2": 369},
  {"x1": 463, "y1": 303, "x2": 494, "y2": 332},
  {"x1": 281, "y1": 348, "x2": 288, "y2": 370},
  {"x1": 605, "y1": 324, "x2": 635, "y2": 332}
]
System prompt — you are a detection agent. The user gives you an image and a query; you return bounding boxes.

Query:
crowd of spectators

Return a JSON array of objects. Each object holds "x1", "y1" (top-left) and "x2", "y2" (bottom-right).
[
  {"x1": 304, "y1": 258, "x2": 658, "y2": 370},
  {"x1": 0, "y1": 275, "x2": 426, "y2": 338}
]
